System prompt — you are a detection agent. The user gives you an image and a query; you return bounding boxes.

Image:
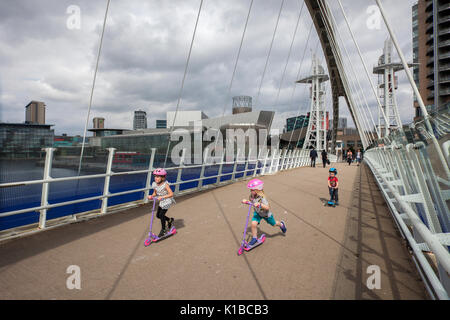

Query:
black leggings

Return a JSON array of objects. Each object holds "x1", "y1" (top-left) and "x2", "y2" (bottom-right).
[{"x1": 156, "y1": 207, "x2": 171, "y2": 229}]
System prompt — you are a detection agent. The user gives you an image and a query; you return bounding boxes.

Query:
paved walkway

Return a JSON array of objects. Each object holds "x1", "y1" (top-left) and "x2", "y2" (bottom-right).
[{"x1": 0, "y1": 163, "x2": 427, "y2": 299}]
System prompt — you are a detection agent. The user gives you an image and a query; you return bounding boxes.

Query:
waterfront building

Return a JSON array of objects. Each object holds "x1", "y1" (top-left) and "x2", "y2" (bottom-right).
[{"x1": 0, "y1": 123, "x2": 54, "y2": 158}]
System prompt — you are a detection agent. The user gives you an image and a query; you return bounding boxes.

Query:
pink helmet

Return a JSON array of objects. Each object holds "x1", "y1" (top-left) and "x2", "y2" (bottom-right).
[
  {"x1": 247, "y1": 178, "x2": 264, "y2": 190},
  {"x1": 153, "y1": 168, "x2": 167, "y2": 176}
]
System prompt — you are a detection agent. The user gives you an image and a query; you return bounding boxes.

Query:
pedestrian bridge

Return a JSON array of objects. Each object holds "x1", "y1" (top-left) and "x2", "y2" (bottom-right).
[{"x1": 0, "y1": 163, "x2": 429, "y2": 299}]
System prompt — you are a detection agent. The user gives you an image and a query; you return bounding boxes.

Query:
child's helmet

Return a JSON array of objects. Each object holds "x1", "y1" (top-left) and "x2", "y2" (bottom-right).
[
  {"x1": 153, "y1": 168, "x2": 167, "y2": 176},
  {"x1": 329, "y1": 167, "x2": 337, "y2": 175},
  {"x1": 247, "y1": 178, "x2": 264, "y2": 190}
]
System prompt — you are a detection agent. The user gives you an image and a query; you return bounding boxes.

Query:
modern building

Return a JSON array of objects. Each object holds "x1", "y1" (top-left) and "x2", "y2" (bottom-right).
[
  {"x1": 232, "y1": 96, "x2": 252, "y2": 114},
  {"x1": 25, "y1": 101, "x2": 46, "y2": 124},
  {"x1": 156, "y1": 120, "x2": 167, "y2": 129},
  {"x1": 285, "y1": 115, "x2": 309, "y2": 132},
  {"x1": 97, "y1": 110, "x2": 275, "y2": 165},
  {"x1": 338, "y1": 117, "x2": 347, "y2": 129},
  {"x1": 133, "y1": 110, "x2": 147, "y2": 130},
  {"x1": 93, "y1": 117, "x2": 105, "y2": 129},
  {"x1": 412, "y1": 0, "x2": 450, "y2": 120},
  {"x1": 166, "y1": 111, "x2": 208, "y2": 128},
  {"x1": 0, "y1": 123, "x2": 54, "y2": 158}
]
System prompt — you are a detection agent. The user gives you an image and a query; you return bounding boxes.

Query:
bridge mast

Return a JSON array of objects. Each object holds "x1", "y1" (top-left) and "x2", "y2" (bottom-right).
[
  {"x1": 373, "y1": 38, "x2": 415, "y2": 137},
  {"x1": 297, "y1": 55, "x2": 329, "y2": 151}
]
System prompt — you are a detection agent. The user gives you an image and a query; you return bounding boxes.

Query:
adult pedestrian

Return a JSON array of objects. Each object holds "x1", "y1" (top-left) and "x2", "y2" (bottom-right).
[
  {"x1": 310, "y1": 148, "x2": 318, "y2": 167},
  {"x1": 321, "y1": 149, "x2": 328, "y2": 168},
  {"x1": 347, "y1": 149, "x2": 353, "y2": 166}
]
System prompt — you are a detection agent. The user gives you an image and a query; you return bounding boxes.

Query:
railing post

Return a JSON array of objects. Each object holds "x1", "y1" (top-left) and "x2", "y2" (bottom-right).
[
  {"x1": 260, "y1": 149, "x2": 270, "y2": 176},
  {"x1": 231, "y1": 149, "x2": 240, "y2": 181},
  {"x1": 143, "y1": 148, "x2": 156, "y2": 203},
  {"x1": 101, "y1": 148, "x2": 116, "y2": 214},
  {"x1": 253, "y1": 148, "x2": 262, "y2": 177},
  {"x1": 175, "y1": 148, "x2": 186, "y2": 194},
  {"x1": 280, "y1": 149, "x2": 288, "y2": 171},
  {"x1": 216, "y1": 151, "x2": 224, "y2": 185},
  {"x1": 243, "y1": 148, "x2": 251, "y2": 179},
  {"x1": 38, "y1": 147, "x2": 55, "y2": 229},
  {"x1": 290, "y1": 150, "x2": 298, "y2": 169},
  {"x1": 300, "y1": 149, "x2": 307, "y2": 167},
  {"x1": 198, "y1": 147, "x2": 208, "y2": 190},
  {"x1": 405, "y1": 144, "x2": 442, "y2": 234}
]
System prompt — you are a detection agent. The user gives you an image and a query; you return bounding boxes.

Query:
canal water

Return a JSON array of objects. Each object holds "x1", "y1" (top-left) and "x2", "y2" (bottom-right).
[{"x1": 0, "y1": 159, "x2": 257, "y2": 230}]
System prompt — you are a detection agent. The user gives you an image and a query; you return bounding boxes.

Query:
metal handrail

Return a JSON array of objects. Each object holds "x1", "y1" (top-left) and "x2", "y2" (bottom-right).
[
  {"x1": 0, "y1": 147, "x2": 316, "y2": 236},
  {"x1": 364, "y1": 145, "x2": 450, "y2": 299}
]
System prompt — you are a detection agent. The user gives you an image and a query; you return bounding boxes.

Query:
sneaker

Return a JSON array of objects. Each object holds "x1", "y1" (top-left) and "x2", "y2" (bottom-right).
[
  {"x1": 249, "y1": 237, "x2": 258, "y2": 246},
  {"x1": 335, "y1": 201, "x2": 339, "y2": 206},
  {"x1": 158, "y1": 229, "x2": 166, "y2": 237},
  {"x1": 167, "y1": 217, "x2": 174, "y2": 229},
  {"x1": 280, "y1": 221, "x2": 287, "y2": 233}
]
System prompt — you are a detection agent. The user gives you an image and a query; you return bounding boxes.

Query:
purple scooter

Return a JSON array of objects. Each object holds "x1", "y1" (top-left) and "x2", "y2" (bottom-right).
[
  {"x1": 237, "y1": 201, "x2": 266, "y2": 256},
  {"x1": 144, "y1": 197, "x2": 177, "y2": 247}
]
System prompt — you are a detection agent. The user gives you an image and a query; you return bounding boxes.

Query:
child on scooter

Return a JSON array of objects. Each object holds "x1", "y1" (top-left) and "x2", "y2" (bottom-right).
[
  {"x1": 328, "y1": 168, "x2": 339, "y2": 205},
  {"x1": 241, "y1": 178, "x2": 286, "y2": 246},
  {"x1": 148, "y1": 168, "x2": 176, "y2": 237}
]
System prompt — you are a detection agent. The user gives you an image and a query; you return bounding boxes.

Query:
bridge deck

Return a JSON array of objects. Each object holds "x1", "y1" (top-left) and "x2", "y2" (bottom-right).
[{"x1": 0, "y1": 163, "x2": 427, "y2": 299}]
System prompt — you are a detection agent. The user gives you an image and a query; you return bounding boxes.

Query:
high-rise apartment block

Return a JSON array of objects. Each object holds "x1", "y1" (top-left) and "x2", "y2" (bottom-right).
[
  {"x1": 133, "y1": 110, "x2": 147, "y2": 130},
  {"x1": 25, "y1": 101, "x2": 46, "y2": 124},
  {"x1": 412, "y1": 0, "x2": 450, "y2": 119}
]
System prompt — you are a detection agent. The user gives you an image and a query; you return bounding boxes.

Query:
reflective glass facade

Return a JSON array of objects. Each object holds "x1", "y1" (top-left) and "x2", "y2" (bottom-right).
[{"x1": 0, "y1": 123, "x2": 54, "y2": 158}]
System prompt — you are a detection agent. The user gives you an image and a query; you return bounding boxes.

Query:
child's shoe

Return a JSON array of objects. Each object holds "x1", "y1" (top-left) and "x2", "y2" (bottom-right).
[
  {"x1": 249, "y1": 237, "x2": 258, "y2": 246},
  {"x1": 280, "y1": 221, "x2": 287, "y2": 233},
  {"x1": 335, "y1": 201, "x2": 339, "y2": 206},
  {"x1": 167, "y1": 217, "x2": 175, "y2": 229},
  {"x1": 158, "y1": 229, "x2": 166, "y2": 237}
]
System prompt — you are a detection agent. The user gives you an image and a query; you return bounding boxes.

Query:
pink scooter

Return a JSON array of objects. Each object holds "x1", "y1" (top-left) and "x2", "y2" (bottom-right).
[
  {"x1": 237, "y1": 201, "x2": 266, "y2": 255},
  {"x1": 144, "y1": 197, "x2": 177, "y2": 247}
]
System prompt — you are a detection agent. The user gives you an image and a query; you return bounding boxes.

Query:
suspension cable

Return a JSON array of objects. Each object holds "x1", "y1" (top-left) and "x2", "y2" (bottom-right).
[
  {"x1": 273, "y1": 0, "x2": 305, "y2": 112},
  {"x1": 318, "y1": 1, "x2": 376, "y2": 144},
  {"x1": 336, "y1": 0, "x2": 389, "y2": 136},
  {"x1": 254, "y1": 0, "x2": 285, "y2": 109},
  {"x1": 324, "y1": 2, "x2": 377, "y2": 143},
  {"x1": 312, "y1": 1, "x2": 369, "y2": 148},
  {"x1": 212, "y1": 0, "x2": 254, "y2": 161},
  {"x1": 77, "y1": 0, "x2": 111, "y2": 175},
  {"x1": 163, "y1": 0, "x2": 203, "y2": 167}
]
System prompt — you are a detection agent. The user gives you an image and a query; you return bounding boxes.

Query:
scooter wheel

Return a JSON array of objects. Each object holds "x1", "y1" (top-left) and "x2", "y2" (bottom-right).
[
  {"x1": 237, "y1": 247, "x2": 243, "y2": 256},
  {"x1": 144, "y1": 239, "x2": 152, "y2": 247}
]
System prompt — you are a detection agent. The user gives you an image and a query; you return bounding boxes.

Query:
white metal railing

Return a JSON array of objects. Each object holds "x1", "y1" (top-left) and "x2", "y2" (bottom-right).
[
  {"x1": 0, "y1": 147, "x2": 329, "y2": 241},
  {"x1": 364, "y1": 144, "x2": 450, "y2": 300}
]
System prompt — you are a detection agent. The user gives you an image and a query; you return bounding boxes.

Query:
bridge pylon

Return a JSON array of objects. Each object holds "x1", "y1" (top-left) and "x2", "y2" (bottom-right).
[{"x1": 297, "y1": 55, "x2": 329, "y2": 151}]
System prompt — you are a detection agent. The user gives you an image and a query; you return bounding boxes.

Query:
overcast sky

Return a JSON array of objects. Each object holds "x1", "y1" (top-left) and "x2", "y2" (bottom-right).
[{"x1": 0, "y1": 0, "x2": 417, "y2": 136}]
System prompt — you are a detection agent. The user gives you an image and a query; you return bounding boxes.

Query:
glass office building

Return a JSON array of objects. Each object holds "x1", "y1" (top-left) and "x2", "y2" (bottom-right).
[
  {"x1": 0, "y1": 123, "x2": 54, "y2": 158},
  {"x1": 286, "y1": 115, "x2": 309, "y2": 132}
]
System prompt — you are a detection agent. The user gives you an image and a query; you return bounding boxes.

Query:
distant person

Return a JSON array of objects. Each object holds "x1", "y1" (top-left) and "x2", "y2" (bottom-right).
[
  {"x1": 321, "y1": 150, "x2": 328, "y2": 168},
  {"x1": 356, "y1": 149, "x2": 362, "y2": 166},
  {"x1": 328, "y1": 167, "x2": 339, "y2": 205},
  {"x1": 347, "y1": 150, "x2": 353, "y2": 166},
  {"x1": 310, "y1": 148, "x2": 318, "y2": 167}
]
